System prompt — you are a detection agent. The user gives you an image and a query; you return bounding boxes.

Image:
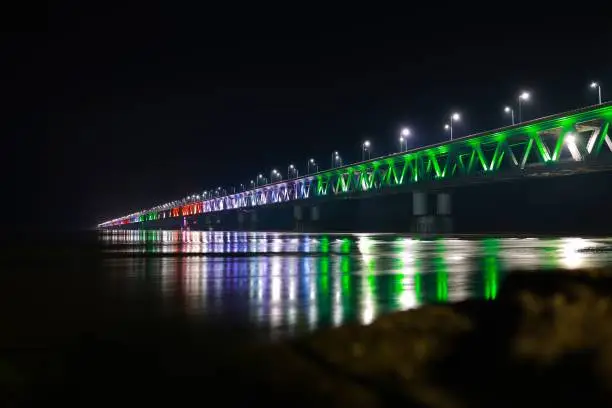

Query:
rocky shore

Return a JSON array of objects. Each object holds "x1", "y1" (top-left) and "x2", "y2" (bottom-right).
[{"x1": 225, "y1": 268, "x2": 612, "y2": 407}]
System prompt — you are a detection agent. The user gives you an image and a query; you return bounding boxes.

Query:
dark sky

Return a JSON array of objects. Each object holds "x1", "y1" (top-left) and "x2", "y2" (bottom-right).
[{"x1": 5, "y1": 6, "x2": 612, "y2": 232}]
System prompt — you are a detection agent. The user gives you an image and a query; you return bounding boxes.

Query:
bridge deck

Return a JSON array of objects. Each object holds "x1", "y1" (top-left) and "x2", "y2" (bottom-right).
[{"x1": 99, "y1": 102, "x2": 612, "y2": 227}]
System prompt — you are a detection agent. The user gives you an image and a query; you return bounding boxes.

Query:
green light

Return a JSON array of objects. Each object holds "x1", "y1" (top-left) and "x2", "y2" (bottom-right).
[
  {"x1": 320, "y1": 236, "x2": 330, "y2": 253},
  {"x1": 340, "y1": 255, "x2": 350, "y2": 272},
  {"x1": 320, "y1": 255, "x2": 329, "y2": 274},
  {"x1": 367, "y1": 274, "x2": 376, "y2": 292},
  {"x1": 414, "y1": 272, "x2": 422, "y2": 303},
  {"x1": 483, "y1": 238, "x2": 500, "y2": 300},
  {"x1": 366, "y1": 257, "x2": 376, "y2": 273},
  {"x1": 342, "y1": 272, "x2": 350, "y2": 291},
  {"x1": 340, "y1": 238, "x2": 351, "y2": 254},
  {"x1": 320, "y1": 256, "x2": 329, "y2": 293}
]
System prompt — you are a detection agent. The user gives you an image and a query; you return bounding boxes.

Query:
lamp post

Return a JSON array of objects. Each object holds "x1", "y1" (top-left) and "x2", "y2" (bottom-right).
[
  {"x1": 331, "y1": 151, "x2": 340, "y2": 168},
  {"x1": 334, "y1": 153, "x2": 342, "y2": 167},
  {"x1": 288, "y1": 164, "x2": 298, "y2": 179},
  {"x1": 257, "y1": 174, "x2": 263, "y2": 187},
  {"x1": 362, "y1": 140, "x2": 370, "y2": 161},
  {"x1": 504, "y1": 106, "x2": 515, "y2": 125},
  {"x1": 307, "y1": 158, "x2": 318, "y2": 174},
  {"x1": 444, "y1": 112, "x2": 460, "y2": 140},
  {"x1": 518, "y1": 91, "x2": 530, "y2": 123},
  {"x1": 590, "y1": 81, "x2": 602, "y2": 104},
  {"x1": 271, "y1": 169, "x2": 281, "y2": 182},
  {"x1": 399, "y1": 127, "x2": 410, "y2": 152}
]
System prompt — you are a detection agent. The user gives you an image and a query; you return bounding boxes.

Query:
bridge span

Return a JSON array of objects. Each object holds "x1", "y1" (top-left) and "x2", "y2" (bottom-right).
[{"x1": 99, "y1": 103, "x2": 612, "y2": 232}]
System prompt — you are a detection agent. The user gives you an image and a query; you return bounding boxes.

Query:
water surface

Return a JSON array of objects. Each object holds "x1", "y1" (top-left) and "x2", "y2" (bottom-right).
[{"x1": 97, "y1": 231, "x2": 612, "y2": 341}]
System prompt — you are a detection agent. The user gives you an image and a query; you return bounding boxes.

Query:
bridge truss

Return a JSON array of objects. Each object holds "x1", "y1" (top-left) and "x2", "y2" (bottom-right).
[{"x1": 100, "y1": 103, "x2": 612, "y2": 227}]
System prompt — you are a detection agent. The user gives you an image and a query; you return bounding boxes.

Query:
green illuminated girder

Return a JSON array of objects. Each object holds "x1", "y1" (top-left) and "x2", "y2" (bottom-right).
[{"x1": 311, "y1": 104, "x2": 612, "y2": 198}]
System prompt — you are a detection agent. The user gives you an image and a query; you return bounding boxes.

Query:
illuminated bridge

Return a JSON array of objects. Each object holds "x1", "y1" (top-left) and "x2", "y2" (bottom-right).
[{"x1": 99, "y1": 102, "x2": 612, "y2": 232}]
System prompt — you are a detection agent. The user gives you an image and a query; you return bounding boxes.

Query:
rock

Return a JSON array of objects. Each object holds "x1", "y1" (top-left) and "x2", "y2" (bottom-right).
[{"x1": 225, "y1": 269, "x2": 612, "y2": 407}]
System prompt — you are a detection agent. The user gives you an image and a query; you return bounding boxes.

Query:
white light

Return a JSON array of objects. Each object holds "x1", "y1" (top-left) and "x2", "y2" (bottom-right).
[
  {"x1": 566, "y1": 133, "x2": 576, "y2": 144},
  {"x1": 451, "y1": 113, "x2": 460, "y2": 121},
  {"x1": 361, "y1": 304, "x2": 375, "y2": 325},
  {"x1": 258, "y1": 174, "x2": 263, "y2": 178},
  {"x1": 364, "y1": 140, "x2": 370, "y2": 147},
  {"x1": 560, "y1": 238, "x2": 592, "y2": 269},
  {"x1": 289, "y1": 164, "x2": 294, "y2": 168},
  {"x1": 444, "y1": 124, "x2": 450, "y2": 130},
  {"x1": 504, "y1": 106, "x2": 511, "y2": 113},
  {"x1": 590, "y1": 81, "x2": 598, "y2": 88},
  {"x1": 520, "y1": 91, "x2": 530, "y2": 100},
  {"x1": 310, "y1": 158, "x2": 315, "y2": 163},
  {"x1": 399, "y1": 136, "x2": 404, "y2": 142},
  {"x1": 401, "y1": 127, "x2": 410, "y2": 137}
]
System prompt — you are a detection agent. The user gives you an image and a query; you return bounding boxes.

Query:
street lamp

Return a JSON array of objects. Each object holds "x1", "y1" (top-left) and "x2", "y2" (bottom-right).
[
  {"x1": 399, "y1": 127, "x2": 410, "y2": 152},
  {"x1": 331, "y1": 151, "x2": 340, "y2": 168},
  {"x1": 362, "y1": 140, "x2": 371, "y2": 161},
  {"x1": 334, "y1": 152, "x2": 342, "y2": 167},
  {"x1": 518, "y1": 91, "x2": 530, "y2": 123},
  {"x1": 504, "y1": 106, "x2": 515, "y2": 125},
  {"x1": 444, "y1": 112, "x2": 460, "y2": 140},
  {"x1": 288, "y1": 164, "x2": 298, "y2": 179},
  {"x1": 271, "y1": 169, "x2": 281, "y2": 182},
  {"x1": 590, "y1": 81, "x2": 602, "y2": 104},
  {"x1": 307, "y1": 158, "x2": 318, "y2": 174},
  {"x1": 257, "y1": 173, "x2": 263, "y2": 186}
]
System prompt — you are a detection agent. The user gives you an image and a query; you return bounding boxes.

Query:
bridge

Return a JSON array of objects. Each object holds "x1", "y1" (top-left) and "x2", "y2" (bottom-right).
[{"x1": 99, "y1": 102, "x2": 612, "y2": 232}]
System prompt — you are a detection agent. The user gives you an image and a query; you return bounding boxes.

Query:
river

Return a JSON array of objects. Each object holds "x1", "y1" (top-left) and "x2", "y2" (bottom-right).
[
  {"x1": 2, "y1": 230, "x2": 612, "y2": 405},
  {"x1": 94, "y1": 231, "x2": 612, "y2": 341}
]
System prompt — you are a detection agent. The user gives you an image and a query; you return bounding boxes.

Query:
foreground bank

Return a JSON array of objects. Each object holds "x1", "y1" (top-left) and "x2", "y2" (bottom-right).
[
  {"x1": 3, "y1": 268, "x2": 611, "y2": 407},
  {"x1": 226, "y1": 269, "x2": 612, "y2": 407}
]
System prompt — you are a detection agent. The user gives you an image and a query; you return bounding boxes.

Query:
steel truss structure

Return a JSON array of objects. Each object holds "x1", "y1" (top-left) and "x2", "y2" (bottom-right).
[{"x1": 100, "y1": 103, "x2": 612, "y2": 228}]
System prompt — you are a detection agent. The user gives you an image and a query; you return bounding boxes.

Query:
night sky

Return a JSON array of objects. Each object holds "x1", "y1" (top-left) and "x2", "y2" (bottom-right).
[{"x1": 7, "y1": 7, "x2": 612, "y2": 232}]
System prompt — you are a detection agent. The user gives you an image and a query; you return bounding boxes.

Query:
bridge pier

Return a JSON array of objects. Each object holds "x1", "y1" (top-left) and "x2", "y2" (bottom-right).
[
  {"x1": 293, "y1": 204, "x2": 320, "y2": 232},
  {"x1": 293, "y1": 205, "x2": 303, "y2": 232},
  {"x1": 249, "y1": 210, "x2": 258, "y2": 230},
  {"x1": 412, "y1": 191, "x2": 453, "y2": 234},
  {"x1": 310, "y1": 206, "x2": 320, "y2": 231},
  {"x1": 204, "y1": 215, "x2": 213, "y2": 230}
]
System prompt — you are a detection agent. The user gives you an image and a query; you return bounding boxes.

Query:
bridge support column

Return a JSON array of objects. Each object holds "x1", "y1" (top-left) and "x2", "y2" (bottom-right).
[
  {"x1": 237, "y1": 211, "x2": 245, "y2": 229},
  {"x1": 293, "y1": 205, "x2": 303, "y2": 232},
  {"x1": 309, "y1": 206, "x2": 320, "y2": 232},
  {"x1": 436, "y1": 192, "x2": 453, "y2": 233},
  {"x1": 412, "y1": 191, "x2": 453, "y2": 234},
  {"x1": 249, "y1": 210, "x2": 258, "y2": 230}
]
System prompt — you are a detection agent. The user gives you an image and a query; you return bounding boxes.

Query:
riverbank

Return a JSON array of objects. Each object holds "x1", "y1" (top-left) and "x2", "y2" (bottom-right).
[
  {"x1": 226, "y1": 268, "x2": 612, "y2": 406},
  {"x1": 2, "y1": 268, "x2": 611, "y2": 407}
]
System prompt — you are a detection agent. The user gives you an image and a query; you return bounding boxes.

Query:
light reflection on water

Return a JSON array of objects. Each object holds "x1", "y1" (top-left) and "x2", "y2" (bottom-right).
[{"x1": 100, "y1": 230, "x2": 612, "y2": 340}]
